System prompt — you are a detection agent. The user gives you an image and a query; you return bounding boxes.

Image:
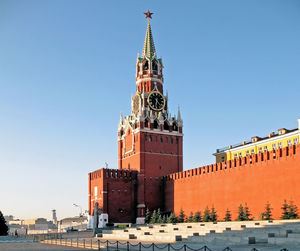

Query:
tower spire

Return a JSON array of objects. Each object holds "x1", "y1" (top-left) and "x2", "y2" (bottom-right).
[
  {"x1": 142, "y1": 13, "x2": 156, "y2": 60},
  {"x1": 177, "y1": 106, "x2": 182, "y2": 121}
]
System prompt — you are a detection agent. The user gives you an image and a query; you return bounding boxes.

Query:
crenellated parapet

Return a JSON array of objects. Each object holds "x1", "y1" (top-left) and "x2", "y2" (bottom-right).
[
  {"x1": 165, "y1": 144, "x2": 300, "y2": 181},
  {"x1": 89, "y1": 168, "x2": 138, "y2": 181}
]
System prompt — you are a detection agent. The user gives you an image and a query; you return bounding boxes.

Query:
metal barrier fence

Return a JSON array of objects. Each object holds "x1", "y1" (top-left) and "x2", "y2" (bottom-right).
[{"x1": 41, "y1": 238, "x2": 289, "y2": 251}]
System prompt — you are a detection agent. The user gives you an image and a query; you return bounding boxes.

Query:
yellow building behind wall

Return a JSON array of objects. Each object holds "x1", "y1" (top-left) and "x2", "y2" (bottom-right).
[{"x1": 214, "y1": 118, "x2": 300, "y2": 163}]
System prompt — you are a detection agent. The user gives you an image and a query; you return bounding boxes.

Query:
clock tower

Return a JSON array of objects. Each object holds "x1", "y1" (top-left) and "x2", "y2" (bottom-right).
[{"x1": 118, "y1": 12, "x2": 183, "y2": 223}]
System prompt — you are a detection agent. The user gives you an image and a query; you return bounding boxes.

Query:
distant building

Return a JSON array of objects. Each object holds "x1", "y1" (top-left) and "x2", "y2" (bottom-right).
[
  {"x1": 214, "y1": 119, "x2": 300, "y2": 163},
  {"x1": 8, "y1": 218, "x2": 57, "y2": 235},
  {"x1": 52, "y1": 209, "x2": 57, "y2": 224},
  {"x1": 59, "y1": 216, "x2": 87, "y2": 232},
  {"x1": 4, "y1": 215, "x2": 14, "y2": 222}
]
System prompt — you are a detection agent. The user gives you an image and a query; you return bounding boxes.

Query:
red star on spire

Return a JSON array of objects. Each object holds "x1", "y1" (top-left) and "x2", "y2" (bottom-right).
[{"x1": 144, "y1": 10, "x2": 153, "y2": 19}]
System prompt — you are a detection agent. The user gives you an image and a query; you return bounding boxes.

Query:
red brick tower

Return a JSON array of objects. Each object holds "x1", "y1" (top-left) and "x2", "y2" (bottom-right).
[{"x1": 118, "y1": 13, "x2": 183, "y2": 223}]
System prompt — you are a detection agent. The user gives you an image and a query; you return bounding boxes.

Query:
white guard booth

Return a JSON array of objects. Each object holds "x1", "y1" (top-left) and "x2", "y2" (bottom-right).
[{"x1": 98, "y1": 214, "x2": 108, "y2": 228}]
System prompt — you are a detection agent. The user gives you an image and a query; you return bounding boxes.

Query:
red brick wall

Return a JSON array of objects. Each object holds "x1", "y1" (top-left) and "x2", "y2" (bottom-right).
[
  {"x1": 120, "y1": 131, "x2": 183, "y2": 177},
  {"x1": 165, "y1": 145, "x2": 300, "y2": 220},
  {"x1": 88, "y1": 169, "x2": 138, "y2": 223}
]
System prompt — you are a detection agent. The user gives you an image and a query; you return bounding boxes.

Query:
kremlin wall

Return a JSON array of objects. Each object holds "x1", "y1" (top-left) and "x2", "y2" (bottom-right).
[
  {"x1": 89, "y1": 143, "x2": 300, "y2": 223},
  {"x1": 164, "y1": 143, "x2": 300, "y2": 220},
  {"x1": 88, "y1": 12, "x2": 300, "y2": 226}
]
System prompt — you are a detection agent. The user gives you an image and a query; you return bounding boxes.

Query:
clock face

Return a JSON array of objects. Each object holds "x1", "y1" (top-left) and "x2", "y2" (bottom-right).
[{"x1": 147, "y1": 91, "x2": 165, "y2": 111}]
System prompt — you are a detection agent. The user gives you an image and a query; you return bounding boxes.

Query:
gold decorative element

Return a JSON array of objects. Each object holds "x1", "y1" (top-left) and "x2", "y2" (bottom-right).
[{"x1": 132, "y1": 94, "x2": 140, "y2": 114}]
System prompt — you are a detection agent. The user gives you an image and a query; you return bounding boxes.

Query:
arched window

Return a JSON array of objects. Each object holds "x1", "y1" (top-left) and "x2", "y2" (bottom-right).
[
  {"x1": 149, "y1": 135, "x2": 152, "y2": 142},
  {"x1": 164, "y1": 121, "x2": 169, "y2": 131},
  {"x1": 160, "y1": 137, "x2": 163, "y2": 143},
  {"x1": 170, "y1": 137, "x2": 173, "y2": 144},
  {"x1": 152, "y1": 61, "x2": 158, "y2": 71},
  {"x1": 154, "y1": 120, "x2": 159, "y2": 129},
  {"x1": 145, "y1": 119, "x2": 150, "y2": 128},
  {"x1": 120, "y1": 129, "x2": 124, "y2": 136},
  {"x1": 173, "y1": 122, "x2": 178, "y2": 131},
  {"x1": 143, "y1": 61, "x2": 149, "y2": 70}
]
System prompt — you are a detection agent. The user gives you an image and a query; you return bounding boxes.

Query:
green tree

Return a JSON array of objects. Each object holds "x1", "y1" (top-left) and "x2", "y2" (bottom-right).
[
  {"x1": 178, "y1": 208, "x2": 185, "y2": 223},
  {"x1": 157, "y1": 208, "x2": 163, "y2": 223},
  {"x1": 203, "y1": 207, "x2": 211, "y2": 222},
  {"x1": 224, "y1": 209, "x2": 232, "y2": 221},
  {"x1": 0, "y1": 211, "x2": 8, "y2": 236},
  {"x1": 150, "y1": 210, "x2": 157, "y2": 224},
  {"x1": 193, "y1": 211, "x2": 202, "y2": 222},
  {"x1": 244, "y1": 203, "x2": 252, "y2": 220},
  {"x1": 288, "y1": 201, "x2": 299, "y2": 219},
  {"x1": 187, "y1": 212, "x2": 194, "y2": 222},
  {"x1": 145, "y1": 208, "x2": 151, "y2": 224},
  {"x1": 167, "y1": 212, "x2": 177, "y2": 223},
  {"x1": 261, "y1": 202, "x2": 273, "y2": 220},
  {"x1": 281, "y1": 200, "x2": 290, "y2": 219},
  {"x1": 211, "y1": 206, "x2": 218, "y2": 222},
  {"x1": 236, "y1": 204, "x2": 245, "y2": 221},
  {"x1": 162, "y1": 215, "x2": 167, "y2": 223}
]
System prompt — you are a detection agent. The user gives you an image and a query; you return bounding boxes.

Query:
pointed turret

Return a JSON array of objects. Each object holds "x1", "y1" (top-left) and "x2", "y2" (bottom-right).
[
  {"x1": 142, "y1": 20, "x2": 156, "y2": 60},
  {"x1": 177, "y1": 106, "x2": 183, "y2": 127},
  {"x1": 119, "y1": 112, "x2": 123, "y2": 124},
  {"x1": 177, "y1": 106, "x2": 182, "y2": 121}
]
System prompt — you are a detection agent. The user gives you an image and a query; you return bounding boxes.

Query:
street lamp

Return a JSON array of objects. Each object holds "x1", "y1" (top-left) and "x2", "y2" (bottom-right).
[{"x1": 73, "y1": 203, "x2": 83, "y2": 216}]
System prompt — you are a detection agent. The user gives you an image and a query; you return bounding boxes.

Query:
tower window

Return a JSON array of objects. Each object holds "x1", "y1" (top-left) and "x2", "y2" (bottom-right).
[
  {"x1": 160, "y1": 137, "x2": 163, "y2": 143},
  {"x1": 145, "y1": 119, "x2": 150, "y2": 128},
  {"x1": 154, "y1": 120, "x2": 159, "y2": 129},
  {"x1": 173, "y1": 123, "x2": 178, "y2": 131},
  {"x1": 164, "y1": 121, "x2": 169, "y2": 130},
  {"x1": 170, "y1": 138, "x2": 173, "y2": 144},
  {"x1": 143, "y1": 61, "x2": 149, "y2": 70},
  {"x1": 149, "y1": 136, "x2": 152, "y2": 142},
  {"x1": 152, "y1": 61, "x2": 158, "y2": 71}
]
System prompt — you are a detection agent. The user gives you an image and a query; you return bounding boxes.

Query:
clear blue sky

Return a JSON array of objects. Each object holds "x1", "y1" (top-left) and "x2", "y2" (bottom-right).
[{"x1": 0, "y1": 0, "x2": 299, "y2": 220}]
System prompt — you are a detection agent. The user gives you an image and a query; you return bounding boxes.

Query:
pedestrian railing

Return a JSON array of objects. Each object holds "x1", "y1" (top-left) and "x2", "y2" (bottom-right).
[{"x1": 40, "y1": 238, "x2": 289, "y2": 251}]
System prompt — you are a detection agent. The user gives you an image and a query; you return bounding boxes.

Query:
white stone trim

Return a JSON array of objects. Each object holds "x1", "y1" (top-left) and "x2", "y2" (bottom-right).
[
  {"x1": 137, "y1": 128, "x2": 183, "y2": 136},
  {"x1": 118, "y1": 128, "x2": 183, "y2": 141},
  {"x1": 136, "y1": 78, "x2": 163, "y2": 85},
  {"x1": 120, "y1": 151, "x2": 183, "y2": 161}
]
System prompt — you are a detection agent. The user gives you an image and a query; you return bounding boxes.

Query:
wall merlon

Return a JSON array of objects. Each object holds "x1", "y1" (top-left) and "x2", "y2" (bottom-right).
[{"x1": 164, "y1": 145, "x2": 299, "y2": 183}]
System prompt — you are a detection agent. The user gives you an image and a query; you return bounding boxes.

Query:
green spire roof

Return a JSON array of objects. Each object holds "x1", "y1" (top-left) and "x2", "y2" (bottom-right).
[{"x1": 142, "y1": 20, "x2": 156, "y2": 60}]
